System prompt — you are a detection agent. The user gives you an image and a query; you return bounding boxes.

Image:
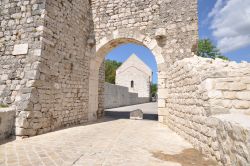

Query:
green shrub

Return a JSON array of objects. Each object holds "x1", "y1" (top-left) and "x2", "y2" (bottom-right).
[
  {"x1": 193, "y1": 39, "x2": 230, "y2": 61},
  {"x1": 0, "y1": 104, "x2": 8, "y2": 108}
]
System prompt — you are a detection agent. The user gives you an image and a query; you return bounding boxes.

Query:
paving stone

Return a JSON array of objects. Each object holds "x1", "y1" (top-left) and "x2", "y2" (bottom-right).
[{"x1": 0, "y1": 119, "x2": 202, "y2": 166}]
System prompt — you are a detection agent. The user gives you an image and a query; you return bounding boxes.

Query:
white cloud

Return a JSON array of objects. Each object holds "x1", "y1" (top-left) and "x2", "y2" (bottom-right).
[
  {"x1": 209, "y1": 0, "x2": 250, "y2": 53},
  {"x1": 208, "y1": 0, "x2": 226, "y2": 18}
]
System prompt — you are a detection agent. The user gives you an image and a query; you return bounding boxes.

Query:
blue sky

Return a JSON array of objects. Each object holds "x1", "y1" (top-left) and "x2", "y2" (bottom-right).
[
  {"x1": 106, "y1": 0, "x2": 250, "y2": 84},
  {"x1": 199, "y1": 0, "x2": 250, "y2": 62},
  {"x1": 106, "y1": 44, "x2": 158, "y2": 83}
]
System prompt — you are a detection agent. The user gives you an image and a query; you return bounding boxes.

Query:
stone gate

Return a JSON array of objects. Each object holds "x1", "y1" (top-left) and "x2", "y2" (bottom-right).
[
  {"x1": 1, "y1": 0, "x2": 250, "y2": 165},
  {"x1": 89, "y1": 0, "x2": 198, "y2": 120}
]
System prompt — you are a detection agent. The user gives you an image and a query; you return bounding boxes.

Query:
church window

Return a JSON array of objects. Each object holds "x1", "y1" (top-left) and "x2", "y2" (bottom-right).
[{"x1": 131, "y1": 80, "x2": 134, "y2": 88}]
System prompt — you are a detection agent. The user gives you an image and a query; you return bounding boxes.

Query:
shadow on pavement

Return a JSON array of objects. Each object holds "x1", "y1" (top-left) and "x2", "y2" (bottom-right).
[
  {"x1": 0, "y1": 117, "x2": 118, "y2": 145},
  {"x1": 105, "y1": 111, "x2": 158, "y2": 120},
  {"x1": 0, "y1": 111, "x2": 158, "y2": 146}
]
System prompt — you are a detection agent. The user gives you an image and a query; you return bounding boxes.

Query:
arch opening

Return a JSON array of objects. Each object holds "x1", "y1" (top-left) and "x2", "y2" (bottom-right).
[{"x1": 88, "y1": 37, "x2": 161, "y2": 121}]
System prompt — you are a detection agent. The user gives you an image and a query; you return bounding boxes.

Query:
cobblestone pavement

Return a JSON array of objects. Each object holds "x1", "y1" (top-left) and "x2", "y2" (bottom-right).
[{"x1": 0, "y1": 119, "x2": 207, "y2": 166}]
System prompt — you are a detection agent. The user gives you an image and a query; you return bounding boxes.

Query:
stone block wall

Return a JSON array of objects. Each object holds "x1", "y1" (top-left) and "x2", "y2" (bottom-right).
[
  {"x1": 98, "y1": 61, "x2": 105, "y2": 117},
  {"x1": 21, "y1": 0, "x2": 94, "y2": 136},
  {"x1": 161, "y1": 56, "x2": 250, "y2": 165},
  {"x1": 0, "y1": 0, "x2": 48, "y2": 136},
  {"x1": 129, "y1": 93, "x2": 150, "y2": 106},
  {"x1": 172, "y1": 115, "x2": 250, "y2": 165},
  {"x1": 92, "y1": 0, "x2": 198, "y2": 76},
  {"x1": 202, "y1": 63, "x2": 250, "y2": 115},
  {"x1": 92, "y1": 0, "x2": 198, "y2": 65},
  {"x1": 0, "y1": 108, "x2": 15, "y2": 140},
  {"x1": 1, "y1": 2, "x2": 249, "y2": 165},
  {"x1": 0, "y1": 0, "x2": 45, "y2": 106},
  {"x1": 0, "y1": 0, "x2": 95, "y2": 136},
  {"x1": 104, "y1": 83, "x2": 150, "y2": 109}
]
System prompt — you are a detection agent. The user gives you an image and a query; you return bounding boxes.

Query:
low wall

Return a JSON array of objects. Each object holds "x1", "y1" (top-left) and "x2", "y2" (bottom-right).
[
  {"x1": 0, "y1": 108, "x2": 15, "y2": 140},
  {"x1": 168, "y1": 113, "x2": 250, "y2": 165},
  {"x1": 160, "y1": 56, "x2": 250, "y2": 165},
  {"x1": 204, "y1": 73, "x2": 250, "y2": 115},
  {"x1": 104, "y1": 83, "x2": 149, "y2": 109}
]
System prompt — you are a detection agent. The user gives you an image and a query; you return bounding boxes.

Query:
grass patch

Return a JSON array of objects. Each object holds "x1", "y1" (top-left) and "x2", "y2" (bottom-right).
[{"x1": 0, "y1": 104, "x2": 8, "y2": 108}]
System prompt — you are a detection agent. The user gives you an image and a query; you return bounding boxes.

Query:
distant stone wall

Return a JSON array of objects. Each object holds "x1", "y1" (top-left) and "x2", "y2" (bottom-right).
[
  {"x1": 0, "y1": 108, "x2": 15, "y2": 140},
  {"x1": 160, "y1": 56, "x2": 250, "y2": 165},
  {"x1": 104, "y1": 83, "x2": 149, "y2": 109}
]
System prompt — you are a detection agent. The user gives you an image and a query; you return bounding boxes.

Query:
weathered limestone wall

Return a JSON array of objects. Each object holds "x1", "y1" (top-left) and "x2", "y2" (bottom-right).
[
  {"x1": 92, "y1": 0, "x2": 198, "y2": 64},
  {"x1": 200, "y1": 117, "x2": 250, "y2": 165},
  {"x1": 161, "y1": 56, "x2": 250, "y2": 165},
  {"x1": 0, "y1": 0, "x2": 45, "y2": 107},
  {"x1": 0, "y1": 0, "x2": 48, "y2": 136},
  {"x1": 204, "y1": 64, "x2": 250, "y2": 115},
  {"x1": 0, "y1": 0, "x2": 94, "y2": 136},
  {"x1": 22, "y1": 0, "x2": 94, "y2": 136},
  {"x1": 98, "y1": 62, "x2": 105, "y2": 117},
  {"x1": 1, "y1": 2, "x2": 249, "y2": 165},
  {"x1": 0, "y1": 108, "x2": 15, "y2": 140},
  {"x1": 104, "y1": 83, "x2": 149, "y2": 109}
]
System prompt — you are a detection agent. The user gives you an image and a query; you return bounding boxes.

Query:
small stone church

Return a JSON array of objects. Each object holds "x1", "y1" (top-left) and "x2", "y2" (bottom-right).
[{"x1": 116, "y1": 54, "x2": 153, "y2": 98}]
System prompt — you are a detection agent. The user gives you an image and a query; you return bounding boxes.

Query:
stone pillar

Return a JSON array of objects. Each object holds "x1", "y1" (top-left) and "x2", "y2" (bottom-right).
[{"x1": 97, "y1": 61, "x2": 105, "y2": 118}]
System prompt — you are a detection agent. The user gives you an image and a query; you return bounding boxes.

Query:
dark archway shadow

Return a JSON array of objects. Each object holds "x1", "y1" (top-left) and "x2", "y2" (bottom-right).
[
  {"x1": 104, "y1": 110, "x2": 158, "y2": 121},
  {"x1": 0, "y1": 136, "x2": 16, "y2": 145},
  {"x1": 0, "y1": 117, "x2": 118, "y2": 145}
]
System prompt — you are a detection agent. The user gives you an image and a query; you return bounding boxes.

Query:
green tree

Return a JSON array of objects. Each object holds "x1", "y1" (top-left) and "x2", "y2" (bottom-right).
[
  {"x1": 196, "y1": 39, "x2": 229, "y2": 60},
  {"x1": 151, "y1": 84, "x2": 158, "y2": 97},
  {"x1": 105, "y1": 60, "x2": 122, "y2": 84}
]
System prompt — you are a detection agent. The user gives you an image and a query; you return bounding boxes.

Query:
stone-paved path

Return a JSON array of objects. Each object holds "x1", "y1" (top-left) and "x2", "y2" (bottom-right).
[{"x1": 0, "y1": 119, "x2": 210, "y2": 166}]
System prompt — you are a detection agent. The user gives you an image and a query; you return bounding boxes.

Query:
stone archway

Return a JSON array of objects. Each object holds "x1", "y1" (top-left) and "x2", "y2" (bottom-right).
[
  {"x1": 0, "y1": 0, "x2": 198, "y2": 137},
  {"x1": 88, "y1": 30, "x2": 165, "y2": 121}
]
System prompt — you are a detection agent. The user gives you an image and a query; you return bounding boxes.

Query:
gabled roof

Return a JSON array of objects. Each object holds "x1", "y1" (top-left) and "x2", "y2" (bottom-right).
[{"x1": 116, "y1": 54, "x2": 152, "y2": 76}]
